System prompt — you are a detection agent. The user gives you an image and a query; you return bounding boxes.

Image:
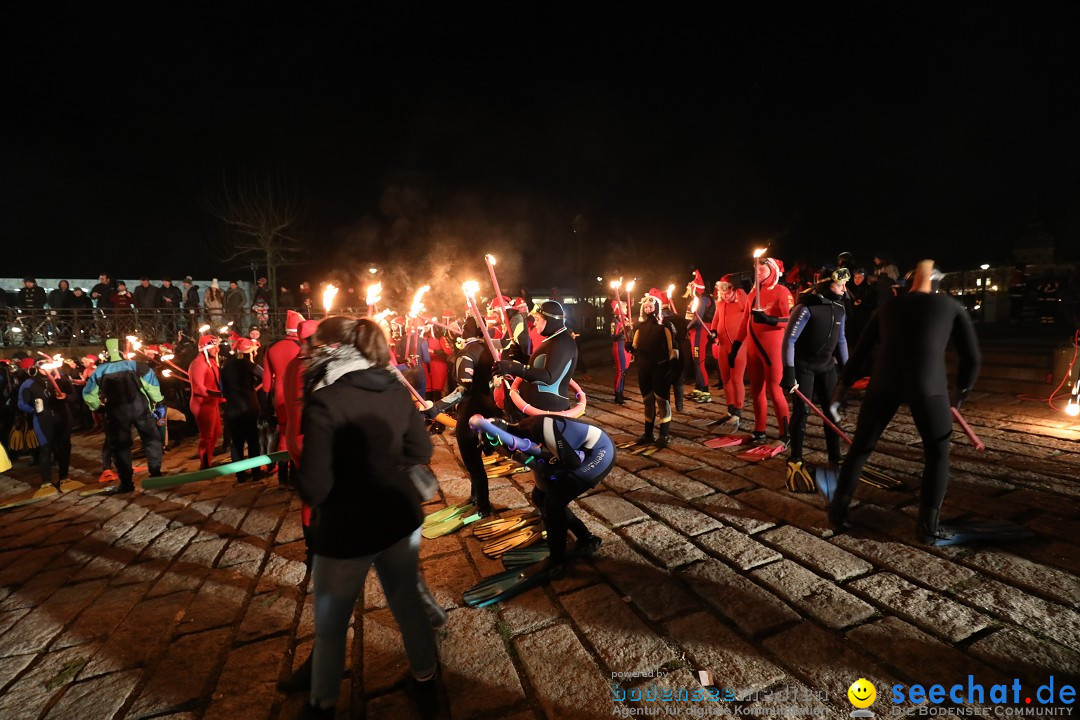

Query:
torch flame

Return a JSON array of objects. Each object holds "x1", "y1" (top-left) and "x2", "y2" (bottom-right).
[
  {"x1": 199, "y1": 324, "x2": 211, "y2": 333},
  {"x1": 323, "y1": 283, "x2": 339, "y2": 313},
  {"x1": 485, "y1": 254, "x2": 497, "y2": 266},
  {"x1": 374, "y1": 309, "x2": 394, "y2": 322},
  {"x1": 609, "y1": 278, "x2": 622, "y2": 290},
  {"x1": 162, "y1": 369, "x2": 173, "y2": 378},
  {"x1": 366, "y1": 282, "x2": 382, "y2": 306},
  {"x1": 691, "y1": 297, "x2": 699, "y2": 313},
  {"x1": 161, "y1": 353, "x2": 175, "y2": 361},
  {"x1": 753, "y1": 247, "x2": 767, "y2": 259},
  {"x1": 626, "y1": 280, "x2": 636, "y2": 293},
  {"x1": 125, "y1": 353, "x2": 135, "y2": 359},
  {"x1": 666, "y1": 283, "x2": 675, "y2": 298},
  {"x1": 462, "y1": 280, "x2": 480, "y2": 299},
  {"x1": 409, "y1": 285, "x2": 431, "y2": 318},
  {"x1": 219, "y1": 326, "x2": 230, "y2": 334}
]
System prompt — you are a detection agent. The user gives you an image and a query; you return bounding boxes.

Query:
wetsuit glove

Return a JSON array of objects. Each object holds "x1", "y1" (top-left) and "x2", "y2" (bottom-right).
[
  {"x1": 494, "y1": 359, "x2": 522, "y2": 376},
  {"x1": 727, "y1": 340, "x2": 742, "y2": 369},
  {"x1": 751, "y1": 309, "x2": 778, "y2": 326},
  {"x1": 780, "y1": 365, "x2": 797, "y2": 391}
]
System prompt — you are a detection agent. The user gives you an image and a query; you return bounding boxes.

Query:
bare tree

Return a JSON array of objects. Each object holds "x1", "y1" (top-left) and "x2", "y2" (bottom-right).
[{"x1": 209, "y1": 170, "x2": 307, "y2": 308}]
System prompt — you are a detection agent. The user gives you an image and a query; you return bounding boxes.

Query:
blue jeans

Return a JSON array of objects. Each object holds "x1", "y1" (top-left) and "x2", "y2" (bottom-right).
[{"x1": 311, "y1": 529, "x2": 437, "y2": 705}]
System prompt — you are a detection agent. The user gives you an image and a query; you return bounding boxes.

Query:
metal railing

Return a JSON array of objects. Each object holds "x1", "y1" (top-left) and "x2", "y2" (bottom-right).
[{"x1": 1, "y1": 308, "x2": 301, "y2": 348}]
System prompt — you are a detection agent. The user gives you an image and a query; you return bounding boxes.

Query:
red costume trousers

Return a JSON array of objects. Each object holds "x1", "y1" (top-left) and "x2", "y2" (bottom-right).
[
  {"x1": 190, "y1": 397, "x2": 222, "y2": 464},
  {"x1": 745, "y1": 327, "x2": 789, "y2": 435},
  {"x1": 715, "y1": 337, "x2": 746, "y2": 412}
]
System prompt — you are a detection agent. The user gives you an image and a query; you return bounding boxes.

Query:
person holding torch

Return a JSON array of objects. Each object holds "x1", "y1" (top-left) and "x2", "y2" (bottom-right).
[{"x1": 730, "y1": 252, "x2": 794, "y2": 452}]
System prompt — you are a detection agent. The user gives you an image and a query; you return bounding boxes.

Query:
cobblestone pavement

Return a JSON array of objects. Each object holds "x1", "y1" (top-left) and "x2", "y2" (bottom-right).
[{"x1": 0, "y1": 371, "x2": 1078, "y2": 719}]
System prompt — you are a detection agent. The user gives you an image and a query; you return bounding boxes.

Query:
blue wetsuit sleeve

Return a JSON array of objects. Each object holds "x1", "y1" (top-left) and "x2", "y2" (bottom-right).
[
  {"x1": 783, "y1": 304, "x2": 809, "y2": 367},
  {"x1": 836, "y1": 313, "x2": 849, "y2": 367}
]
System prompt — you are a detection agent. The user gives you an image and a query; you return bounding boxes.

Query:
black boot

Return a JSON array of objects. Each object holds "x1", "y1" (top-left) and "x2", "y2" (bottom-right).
[
  {"x1": 278, "y1": 654, "x2": 312, "y2": 694},
  {"x1": 278, "y1": 461, "x2": 291, "y2": 487},
  {"x1": 614, "y1": 391, "x2": 625, "y2": 405},
  {"x1": 103, "y1": 483, "x2": 135, "y2": 496},
  {"x1": 655, "y1": 424, "x2": 670, "y2": 448},
  {"x1": 634, "y1": 422, "x2": 655, "y2": 445}
]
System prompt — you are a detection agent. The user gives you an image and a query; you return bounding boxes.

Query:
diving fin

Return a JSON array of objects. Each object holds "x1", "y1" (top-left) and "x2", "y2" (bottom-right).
[
  {"x1": 921, "y1": 520, "x2": 1034, "y2": 547},
  {"x1": 32, "y1": 484, "x2": 59, "y2": 499},
  {"x1": 463, "y1": 561, "x2": 552, "y2": 607},
  {"x1": 737, "y1": 442, "x2": 787, "y2": 462},
  {"x1": 422, "y1": 511, "x2": 483, "y2": 539},
  {"x1": 705, "y1": 435, "x2": 746, "y2": 449},
  {"x1": 423, "y1": 503, "x2": 475, "y2": 528},
  {"x1": 785, "y1": 461, "x2": 817, "y2": 493},
  {"x1": 635, "y1": 445, "x2": 661, "y2": 457},
  {"x1": 487, "y1": 465, "x2": 530, "y2": 479},
  {"x1": 815, "y1": 465, "x2": 839, "y2": 504},
  {"x1": 483, "y1": 526, "x2": 546, "y2": 558},
  {"x1": 861, "y1": 466, "x2": 903, "y2": 490},
  {"x1": 0, "y1": 494, "x2": 52, "y2": 512},
  {"x1": 502, "y1": 543, "x2": 551, "y2": 569},
  {"x1": 472, "y1": 512, "x2": 541, "y2": 541}
]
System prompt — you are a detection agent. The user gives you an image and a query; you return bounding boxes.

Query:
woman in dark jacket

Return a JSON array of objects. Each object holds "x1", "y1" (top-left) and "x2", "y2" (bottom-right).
[{"x1": 297, "y1": 316, "x2": 437, "y2": 719}]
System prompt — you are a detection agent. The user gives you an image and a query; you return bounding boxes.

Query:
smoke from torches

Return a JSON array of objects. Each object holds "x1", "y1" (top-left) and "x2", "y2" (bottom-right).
[{"x1": 366, "y1": 283, "x2": 382, "y2": 307}]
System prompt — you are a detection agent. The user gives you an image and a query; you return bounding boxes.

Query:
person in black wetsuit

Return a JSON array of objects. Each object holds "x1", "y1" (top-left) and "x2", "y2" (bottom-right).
[
  {"x1": 495, "y1": 300, "x2": 578, "y2": 413},
  {"x1": 478, "y1": 413, "x2": 613, "y2": 578},
  {"x1": 781, "y1": 270, "x2": 850, "y2": 491},
  {"x1": 662, "y1": 292, "x2": 691, "y2": 412},
  {"x1": 829, "y1": 260, "x2": 980, "y2": 544},
  {"x1": 221, "y1": 337, "x2": 265, "y2": 483},
  {"x1": 631, "y1": 290, "x2": 679, "y2": 448},
  {"x1": 427, "y1": 316, "x2": 499, "y2": 515}
]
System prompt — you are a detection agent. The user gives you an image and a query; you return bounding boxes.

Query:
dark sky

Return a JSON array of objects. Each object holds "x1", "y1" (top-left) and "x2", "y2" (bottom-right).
[{"x1": 5, "y1": 6, "x2": 1080, "y2": 292}]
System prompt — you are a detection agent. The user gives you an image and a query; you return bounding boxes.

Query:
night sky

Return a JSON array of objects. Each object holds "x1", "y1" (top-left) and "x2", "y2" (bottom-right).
[{"x1": 5, "y1": 6, "x2": 1079, "y2": 293}]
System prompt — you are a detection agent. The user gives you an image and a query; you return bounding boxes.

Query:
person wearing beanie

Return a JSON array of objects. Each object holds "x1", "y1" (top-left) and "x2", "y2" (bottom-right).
[
  {"x1": 204, "y1": 279, "x2": 225, "y2": 327},
  {"x1": 17, "y1": 360, "x2": 74, "y2": 490}
]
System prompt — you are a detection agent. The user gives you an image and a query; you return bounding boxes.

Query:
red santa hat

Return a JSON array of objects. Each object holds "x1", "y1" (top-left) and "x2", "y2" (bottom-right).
[
  {"x1": 298, "y1": 319, "x2": 320, "y2": 341},
  {"x1": 19, "y1": 357, "x2": 36, "y2": 371},
  {"x1": 198, "y1": 335, "x2": 219, "y2": 352},
  {"x1": 285, "y1": 310, "x2": 304, "y2": 335},
  {"x1": 487, "y1": 295, "x2": 512, "y2": 313},
  {"x1": 232, "y1": 337, "x2": 256, "y2": 355},
  {"x1": 761, "y1": 257, "x2": 785, "y2": 290},
  {"x1": 82, "y1": 354, "x2": 98, "y2": 363},
  {"x1": 392, "y1": 316, "x2": 405, "y2": 326},
  {"x1": 690, "y1": 269, "x2": 705, "y2": 294},
  {"x1": 143, "y1": 344, "x2": 161, "y2": 357},
  {"x1": 160, "y1": 343, "x2": 175, "y2": 353}
]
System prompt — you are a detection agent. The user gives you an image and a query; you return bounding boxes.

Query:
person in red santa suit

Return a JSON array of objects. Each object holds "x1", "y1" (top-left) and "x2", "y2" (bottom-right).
[
  {"x1": 709, "y1": 274, "x2": 748, "y2": 431},
  {"x1": 424, "y1": 314, "x2": 453, "y2": 401},
  {"x1": 188, "y1": 335, "x2": 224, "y2": 469},
  {"x1": 263, "y1": 310, "x2": 304, "y2": 485},
  {"x1": 684, "y1": 269, "x2": 715, "y2": 402},
  {"x1": 730, "y1": 257, "x2": 793, "y2": 447},
  {"x1": 609, "y1": 294, "x2": 633, "y2": 404}
]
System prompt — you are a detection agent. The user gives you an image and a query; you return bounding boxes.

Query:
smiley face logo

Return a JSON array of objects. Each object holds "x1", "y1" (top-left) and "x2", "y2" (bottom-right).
[{"x1": 848, "y1": 678, "x2": 877, "y2": 708}]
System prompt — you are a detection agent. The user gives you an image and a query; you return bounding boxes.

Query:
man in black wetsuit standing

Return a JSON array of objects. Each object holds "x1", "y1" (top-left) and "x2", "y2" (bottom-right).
[
  {"x1": 781, "y1": 269, "x2": 850, "y2": 491},
  {"x1": 828, "y1": 260, "x2": 980, "y2": 544}
]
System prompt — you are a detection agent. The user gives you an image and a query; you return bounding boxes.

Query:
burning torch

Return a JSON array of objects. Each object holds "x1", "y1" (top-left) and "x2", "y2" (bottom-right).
[
  {"x1": 407, "y1": 285, "x2": 431, "y2": 362},
  {"x1": 36, "y1": 353, "x2": 68, "y2": 399},
  {"x1": 366, "y1": 282, "x2": 382, "y2": 318},
  {"x1": 323, "y1": 283, "x2": 338, "y2": 317},
  {"x1": 484, "y1": 254, "x2": 511, "y2": 336},
  {"x1": 463, "y1": 280, "x2": 501, "y2": 361},
  {"x1": 753, "y1": 247, "x2": 767, "y2": 310},
  {"x1": 665, "y1": 284, "x2": 677, "y2": 314}
]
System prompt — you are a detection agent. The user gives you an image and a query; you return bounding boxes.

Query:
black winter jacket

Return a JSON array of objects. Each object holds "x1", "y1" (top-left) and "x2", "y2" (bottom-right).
[{"x1": 299, "y1": 367, "x2": 433, "y2": 557}]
